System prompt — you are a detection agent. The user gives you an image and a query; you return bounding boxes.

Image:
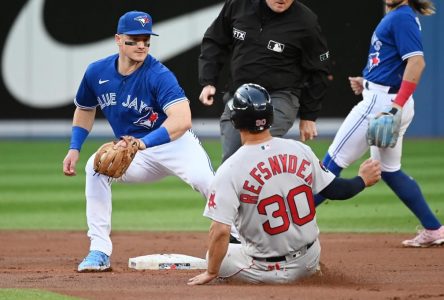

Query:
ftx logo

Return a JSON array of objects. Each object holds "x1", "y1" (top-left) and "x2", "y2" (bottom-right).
[{"x1": 233, "y1": 28, "x2": 246, "y2": 40}]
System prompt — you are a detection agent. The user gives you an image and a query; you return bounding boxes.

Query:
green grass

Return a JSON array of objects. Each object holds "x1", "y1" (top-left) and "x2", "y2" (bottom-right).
[
  {"x1": 306, "y1": 139, "x2": 444, "y2": 232},
  {"x1": 0, "y1": 289, "x2": 82, "y2": 300},
  {"x1": 0, "y1": 138, "x2": 443, "y2": 233}
]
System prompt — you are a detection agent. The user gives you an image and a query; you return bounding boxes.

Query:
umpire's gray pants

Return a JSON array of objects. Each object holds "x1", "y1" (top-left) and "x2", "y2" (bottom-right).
[{"x1": 220, "y1": 90, "x2": 301, "y2": 162}]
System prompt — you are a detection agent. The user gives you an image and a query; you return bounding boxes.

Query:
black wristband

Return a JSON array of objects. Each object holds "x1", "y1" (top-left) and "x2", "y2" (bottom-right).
[{"x1": 389, "y1": 107, "x2": 398, "y2": 115}]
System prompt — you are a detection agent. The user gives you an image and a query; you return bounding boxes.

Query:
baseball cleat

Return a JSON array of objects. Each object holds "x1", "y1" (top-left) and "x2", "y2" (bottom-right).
[
  {"x1": 402, "y1": 226, "x2": 444, "y2": 248},
  {"x1": 77, "y1": 250, "x2": 111, "y2": 272}
]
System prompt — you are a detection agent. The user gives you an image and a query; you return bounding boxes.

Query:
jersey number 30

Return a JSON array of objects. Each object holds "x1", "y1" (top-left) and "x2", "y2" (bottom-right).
[{"x1": 257, "y1": 185, "x2": 315, "y2": 235}]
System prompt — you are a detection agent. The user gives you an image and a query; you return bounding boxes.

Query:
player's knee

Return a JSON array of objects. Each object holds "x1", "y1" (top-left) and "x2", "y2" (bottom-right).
[{"x1": 379, "y1": 163, "x2": 401, "y2": 173}]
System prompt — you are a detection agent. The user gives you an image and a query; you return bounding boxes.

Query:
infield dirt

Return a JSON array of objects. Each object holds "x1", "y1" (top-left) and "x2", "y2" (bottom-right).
[{"x1": 0, "y1": 231, "x2": 443, "y2": 300}]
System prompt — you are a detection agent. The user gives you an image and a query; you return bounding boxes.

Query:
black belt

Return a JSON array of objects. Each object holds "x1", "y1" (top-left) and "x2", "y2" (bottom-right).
[
  {"x1": 364, "y1": 81, "x2": 399, "y2": 94},
  {"x1": 253, "y1": 241, "x2": 315, "y2": 263},
  {"x1": 388, "y1": 87, "x2": 399, "y2": 94}
]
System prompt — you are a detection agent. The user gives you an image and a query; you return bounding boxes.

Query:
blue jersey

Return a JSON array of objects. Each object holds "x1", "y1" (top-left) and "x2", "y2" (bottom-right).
[
  {"x1": 75, "y1": 54, "x2": 187, "y2": 138},
  {"x1": 363, "y1": 5, "x2": 423, "y2": 89}
]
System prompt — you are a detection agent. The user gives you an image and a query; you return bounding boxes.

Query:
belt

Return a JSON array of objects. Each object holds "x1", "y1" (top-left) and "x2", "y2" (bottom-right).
[
  {"x1": 253, "y1": 241, "x2": 315, "y2": 263},
  {"x1": 364, "y1": 80, "x2": 399, "y2": 94}
]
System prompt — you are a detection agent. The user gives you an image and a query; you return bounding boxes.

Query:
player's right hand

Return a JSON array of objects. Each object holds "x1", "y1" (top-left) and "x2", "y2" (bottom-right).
[
  {"x1": 348, "y1": 76, "x2": 364, "y2": 95},
  {"x1": 63, "y1": 149, "x2": 80, "y2": 176},
  {"x1": 358, "y1": 158, "x2": 381, "y2": 187},
  {"x1": 299, "y1": 120, "x2": 317, "y2": 142},
  {"x1": 199, "y1": 85, "x2": 216, "y2": 106},
  {"x1": 187, "y1": 270, "x2": 218, "y2": 285}
]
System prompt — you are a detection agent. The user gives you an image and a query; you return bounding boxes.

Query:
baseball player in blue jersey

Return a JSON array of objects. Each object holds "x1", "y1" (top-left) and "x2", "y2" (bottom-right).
[
  {"x1": 315, "y1": 0, "x2": 444, "y2": 247},
  {"x1": 62, "y1": 11, "x2": 216, "y2": 272}
]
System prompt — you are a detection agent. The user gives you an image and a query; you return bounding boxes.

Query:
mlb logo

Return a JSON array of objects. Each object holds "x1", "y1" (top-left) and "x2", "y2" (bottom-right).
[
  {"x1": 233, "y1": 28, "x2": 246, "y2": 40},
  {"x1": 267, "y1": 40, "x2": 284, "y2": 53}
]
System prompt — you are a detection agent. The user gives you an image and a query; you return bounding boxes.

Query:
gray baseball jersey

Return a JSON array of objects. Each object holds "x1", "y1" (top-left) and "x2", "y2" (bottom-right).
[{"x1": 204, "y1": 137, "x2": 335, "y2": 258}]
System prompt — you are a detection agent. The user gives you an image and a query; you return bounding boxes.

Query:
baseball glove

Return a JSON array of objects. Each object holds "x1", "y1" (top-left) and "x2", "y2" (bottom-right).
[
  {"x1": 93, "y1": 136, "x2": 141, "y2": 178},
  {"x1": 367, "y1": 107, "x2": 402, "y2": 148}
]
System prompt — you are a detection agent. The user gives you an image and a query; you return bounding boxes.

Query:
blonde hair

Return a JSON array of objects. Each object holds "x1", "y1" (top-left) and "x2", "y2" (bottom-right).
[{"x1": 409, "y1": 0, "x2": 436, "y2": 16}]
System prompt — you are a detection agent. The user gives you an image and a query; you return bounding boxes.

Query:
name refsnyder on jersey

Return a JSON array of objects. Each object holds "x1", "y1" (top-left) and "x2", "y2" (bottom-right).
[{"x1": 240, "y1": 153, "x2": 313, "y2": 204}]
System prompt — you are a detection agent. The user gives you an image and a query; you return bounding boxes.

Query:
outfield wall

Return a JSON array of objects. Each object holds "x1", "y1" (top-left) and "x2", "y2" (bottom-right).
[
  {"x1": 410, "y1": 0, "x2": 444, "y2": 136},
  {"x1": 0, "y1": 0, "x2": 442, "y2": 137}
]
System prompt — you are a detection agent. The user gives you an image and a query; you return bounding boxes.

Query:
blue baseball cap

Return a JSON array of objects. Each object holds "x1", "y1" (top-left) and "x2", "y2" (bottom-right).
[{"x1": 117, "y1": 11, "x2": 159, "y2": 36}]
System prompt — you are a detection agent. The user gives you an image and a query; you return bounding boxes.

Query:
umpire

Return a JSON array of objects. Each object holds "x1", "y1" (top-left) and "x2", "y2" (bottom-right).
[{"x1": 199, "y1": 0, "x2": 330, "y2": 162}]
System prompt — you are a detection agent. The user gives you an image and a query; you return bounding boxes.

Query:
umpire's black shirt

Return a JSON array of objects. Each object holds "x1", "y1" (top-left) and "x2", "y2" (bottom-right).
[{"x1": 199, "y1": 0, "x2": 330, "y2": 120}]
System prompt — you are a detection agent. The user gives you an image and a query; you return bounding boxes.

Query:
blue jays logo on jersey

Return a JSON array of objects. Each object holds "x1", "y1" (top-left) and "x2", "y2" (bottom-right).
[
  {"x1": 368, "y1": 52, "x2": 380, "y2": 72},
  {"x1": 134, "y1": 15, "x2": 151, "y2": 27},
  {"x1": 368, "y1": 33, "x2": 382, "y2": 72},
  {"x1": 134, "y1": 109, "x2": 159, "y2": 129}
]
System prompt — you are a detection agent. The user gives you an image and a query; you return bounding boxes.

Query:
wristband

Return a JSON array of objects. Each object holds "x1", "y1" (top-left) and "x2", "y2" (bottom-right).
[
  {"x1": 141, "y1": 127, "x2": 171, "y2": 148},
  {"x1": 388, "y1": 107, "x2": 398, "y2": 115},
  {"x1": 69, "y1": 126, "x2": 89, "y2": 151},
  {"x1": 393, "y1": 80, "x2": 417, "y2": 107}
]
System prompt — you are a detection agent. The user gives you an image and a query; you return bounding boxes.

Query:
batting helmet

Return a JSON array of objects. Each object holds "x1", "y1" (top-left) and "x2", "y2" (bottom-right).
[{"x1": 229, "y1": 83, "x2": 273, "y2": 132}]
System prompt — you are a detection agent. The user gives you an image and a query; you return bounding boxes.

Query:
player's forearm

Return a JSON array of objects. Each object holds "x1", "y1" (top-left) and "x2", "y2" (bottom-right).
[
  {"x1": 402, "y1": 55, "x2": 425, "y2": 84},
  {"x1": 393, "y1": 56, "x2": 425, "y2": 107},
  {"x1": 141, "y1": 101, "x2": 191, "y2": 149},
  {"x1": 69, "y1": 108, "x2": 96, "y2": 151},
  {"x1": 206, "y1": 222, "x2": 230, "y2": 276},
  {"x1": 72, "y1": 107, "x2": 96, "y2": 131},
  {"x1": 158, "y1": 123, "x2": 189, "y2": 142},
  {"x1": 198, "y1": 8, "x2": 231, "y2": 86},
  {"x1": 161, "y1": 102, "x2": 192, "y2": 141},
  {"x1": 139, "y1": 119, "x2": 190, "y2": 149},
  {"x1": 299, "y1": 71, "x2": 330, "y2": 121},
  {"x1": 199, "y1": 28, "x2": 231, "y2": 87},
  {"x1": 319, "y1": 176, "x2": 365, "y2": 200},
  {"x1": 198, "y1": 49, "x2": 226, "y2": 87}
]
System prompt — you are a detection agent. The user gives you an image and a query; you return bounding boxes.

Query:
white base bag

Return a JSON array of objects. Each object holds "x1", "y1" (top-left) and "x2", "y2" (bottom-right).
[{"x1": 129, "y1": 254, "x2": 207, "y2": 270}]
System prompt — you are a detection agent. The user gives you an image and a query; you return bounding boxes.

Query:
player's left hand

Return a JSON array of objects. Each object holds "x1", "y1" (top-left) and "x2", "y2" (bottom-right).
[
  {"x1": 187, "y1": 271, "x2": 218, "y2": 285},
  {"x1": 299, "y1": 120, "x2": 317, "y2": 142},
  {"x1": 93, "y1": 136, "x2": 143, "y2": 178},
  {"x1": 115, "y1": 137, "x2": 147, "y2": 150},
  {"x1": 367, "y1": 105, "x2": 402, "y2": 148}
]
